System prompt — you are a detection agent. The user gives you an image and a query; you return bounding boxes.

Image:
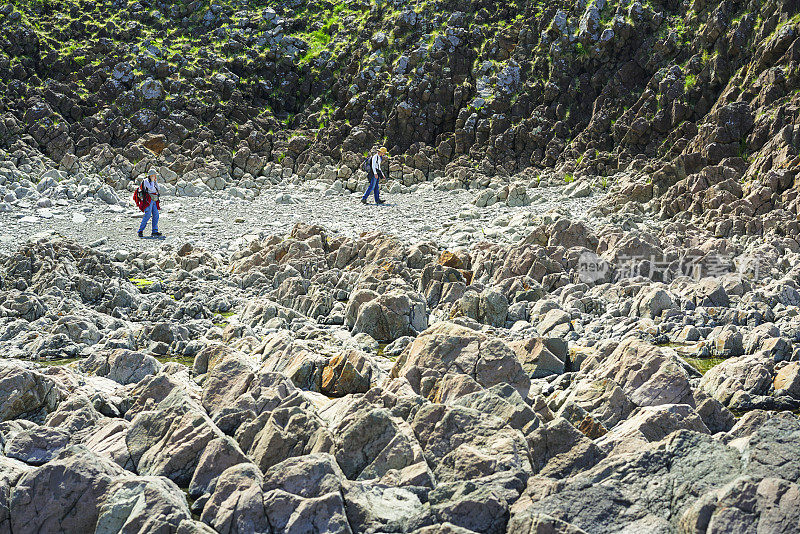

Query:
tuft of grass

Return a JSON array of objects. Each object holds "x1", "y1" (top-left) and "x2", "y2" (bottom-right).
[
  {"x1": 684, "y1": 357, "x2": 725, "y2": 375},
  {"x1": 684, "y1": 74, "x2": 697, "y2": 91},
  {"x1": 129, "y1": 278, "x2": 156, "y2": 289},
  {"x1": 564, "y1": 173, "x2": 575, "y2": 184}
]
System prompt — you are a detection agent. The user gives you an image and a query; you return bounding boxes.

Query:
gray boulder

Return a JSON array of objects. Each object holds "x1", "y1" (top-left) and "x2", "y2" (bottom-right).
[
  {"x1": 0, "y1": 361, "x2": 62, "y2": 422},
  {"x1": 9, "y1": 446, "x2": 126, "y2": 533},
  {"x1": 4, "y1": 426, "x2": 71, "y2": 465},
  {"x1": 411, "y1": 404, "x2": 531, "y2": 483},
  {"x1": 200, "y1": 463, "x2": 270, "y2": 534},
  {"x1": 79, "y1": 349, "x2": 161, "y2": 385},
  {"x1": 127, "y1": 403, "x2": 225, "y2": 487},
  {"x1": 0, "y1": 457, "x2": 31, "y2": 533},
  {"x1": 343, "y1": 482, "x2": 430, "y2": 532},
  {"x1": 391, "y1": 322, "x2": 530, "y2": 400},
  {"x1": 594, "y1": 404, "x2": 709, "y2": 456},
  {"x1": 680, "y1": 476, "x2": 800, "y2": 534},
  {"x1": 508, "y1": 337, "x2": 566, "y2": 378},
  {"x1": 96, "y1": 476, "x2": 193, "y2": 533},
  {"x1": 350, "y1": 289, "x2": 428, "y2": 343}
]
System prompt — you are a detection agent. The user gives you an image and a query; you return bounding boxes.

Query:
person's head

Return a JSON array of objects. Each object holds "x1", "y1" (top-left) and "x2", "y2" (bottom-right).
[
  {"x1": 379, "y1": 147, "x2": 388, "y2": 157},
  {"x1": 148, "y1": 171, "x2": 158, "y2": 182}
]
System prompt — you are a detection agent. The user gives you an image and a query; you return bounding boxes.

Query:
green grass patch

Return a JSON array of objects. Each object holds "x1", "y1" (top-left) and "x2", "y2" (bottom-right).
[
  {"x1": 157, "y1": 355, "x2": 195, "y2": 367},
  {"x1": 684, "y1": 356, "x2": 725, "y2": 375},
  {"x1": 130, "y1": 278, "x2": 156, "y2": 289},
  {"x1": 684, "y1": 74, "x2": 696, "y2": 91}
]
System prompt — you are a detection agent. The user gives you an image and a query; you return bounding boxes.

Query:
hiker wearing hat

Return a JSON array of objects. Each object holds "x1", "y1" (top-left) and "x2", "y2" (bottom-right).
[
  {"x1": 361, "y1": 147, "x2": 388, "y2": 205},
  {"x1": 136, "y1": 170, "x2": 162, "y2": 238}
]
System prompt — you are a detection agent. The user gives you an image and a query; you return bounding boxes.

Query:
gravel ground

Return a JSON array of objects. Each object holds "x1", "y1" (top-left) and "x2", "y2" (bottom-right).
[{"x1": 0, "y1": 181, "x2": 601, "y2": 255}]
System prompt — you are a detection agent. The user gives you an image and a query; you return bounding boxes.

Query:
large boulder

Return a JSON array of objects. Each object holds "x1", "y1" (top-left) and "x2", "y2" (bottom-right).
[
  {"x1": 680, "y1": 476, "x2": 800, "y2": 534},
  {"x1": 411, "y1": 404, "x2": 531, "y2": 483},
  {"x1": 262, "y1": 453, "x2": 345, "y2": 498},
  {"x1": 343, "y1": 481, "x2": 429, "y2": 533},
  {"x1": 525, "y1": 418, "x2": 604, "y2": 478},
  {"x1": 0, "y1": 457, "x2": 31, "y2": 533},
  {"x1": 127, "y1": 403, "x2": 225, "y2": 487},
  {"x1": 348, "y1": 289, "x2": 428, "y2": 343},
  {"x1": 9, "y1": 446, "x2": 126, "y2": 533},
  {"x1": 321, "y1": 350, "x2": 373, "y2": 397},
  {"x1": 587, "y1": 337, "x2": 695, "y2": 407},
  {"x1": 200, "y1": 463, "x2": 270, "y2": 533},
  {"x1": 699, "y1": 353, "x2": 774, "y2": 408},
  {"x1": 391, "y1": 322, "x2": 530, "y2": 400},
  {"x1": 594, "y1": 404, "x2": 709, "y2": 456},
  {"x1": 243, "y1": 403, "x2": 334, "y2": 473},
  {"x1": 95, "y1": 476, "x2": 194, "y2": 533},
  {"x1": 508, "y1": 338, "x2": 566, "y2": 379},
  {"x1": 510, "y1": 431, "x2": 743, "y2": 533},
  {"x1": 0, "y1": 361, "x2": 62, "y2": 422},
  {"x1": 630, "y1": 287, "x2": 676, "y2": 319},
  {"x1": 327, "y1": 402, "x2": 426, "y2": 482},
  {"x1": 4, "y1": 426, "x2": 71, "y2": 465},
  {"x1": 79, "y1": 349, "x2": 161, "y2": 385},
  {"x1": 188, "y1": 436, "x2": 249, "y2": 499}
]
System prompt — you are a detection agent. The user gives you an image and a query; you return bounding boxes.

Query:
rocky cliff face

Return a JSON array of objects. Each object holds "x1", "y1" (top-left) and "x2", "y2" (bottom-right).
[{"x1": 1, "y1": 0, "x2": 798, "y2": 224}]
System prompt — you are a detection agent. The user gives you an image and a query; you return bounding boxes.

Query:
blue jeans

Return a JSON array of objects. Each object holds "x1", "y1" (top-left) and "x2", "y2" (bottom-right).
[
  {"x1": 139, "y1": 202, "x2": 159, "y2": 233},
  {"x1": 362, "y1": 172, "x2": 381, "y2": 203}
]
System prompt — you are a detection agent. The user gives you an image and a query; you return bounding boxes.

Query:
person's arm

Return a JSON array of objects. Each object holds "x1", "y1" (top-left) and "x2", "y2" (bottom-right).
[{"x1": 374, "y1": 155, "x2": 386, "y2": 180}]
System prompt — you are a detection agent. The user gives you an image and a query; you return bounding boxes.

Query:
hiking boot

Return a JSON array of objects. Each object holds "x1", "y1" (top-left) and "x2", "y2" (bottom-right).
[
  {"x1": 376, "y1": 199, "x2": 386, "y2": 205},
  {"x1": 137, "y1": 230, "x2": 143, "y2": 238},
  {"x1": 152, "y1": 231, "x2": 163, "y2": 237},
  {"x1": 361, "y1": 198, "x2": 367, "y2": 204}
]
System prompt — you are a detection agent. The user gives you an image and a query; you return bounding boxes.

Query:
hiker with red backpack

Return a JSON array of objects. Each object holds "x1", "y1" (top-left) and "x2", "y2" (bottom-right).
[
  {"x1": 361, "y1": 147, "x2": 388, "y2": 205},
  {"x1": 133, "y1": 170, "x2": 163, "y2": 238}
]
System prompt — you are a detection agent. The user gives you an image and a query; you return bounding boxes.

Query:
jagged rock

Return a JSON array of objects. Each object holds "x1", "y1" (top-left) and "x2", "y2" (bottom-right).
[
  {"x1": 594, "y1": 404, "x2": 709, "y2": 456},
  {"x1": 509, "y1": 337, "x2": 566, "y2": 378},
  {"x1": 327, "y1": 401, "x2": 425, "y2": 481},
  {"x1": 200, "y1": 463, "x2": 270, "y2": 533},
  {"x1": 630, "y1": 287, "x2": 676, "y2": 319},
  {"x1": 262, "y1": 453, "x2": 344, "y2": 497},
  {"x1": 188, "y1": 436, "x2": 249, "y2": 499},
  {"x1": 525, "y1": 418, "x2": 603, "y2": 478},
  {"x1": 44, "y1": 394, "x2": 103, "y2": 433},
  {"x1": 4, "y1": 426, "x2": 71, "y2": 465},
  {"x1": 349, "y1": 289, "x2": 428, "y2": 343},
  {"x1": 9, "y1": 446, "x2": 126, "y2": 533},
  {"x1": 321, "y1": 350, "x2": 373, "y2": 397},
  {"x1": 507, "y1": 512, "x2": 588, "y2": 534},
  {"x1": 0, "y1": 361, "x2": 62, "y2": 422},
  {"x1": 127, "y1": 403, "x2": 225, "y2": 487},
  {"x1": 245, "y1": 403, "x2": 334, "y2": 473},
  {"x1": 96, "y1": 476, "x2": 193, "y2": 533},
  {"x1": 343, "y1": 481, "x2": 429, "y2": 532},
  {"x1": 79, "y1": 349, "x2": 161, "y2": 385},
  {"x1": 680, "y1": 476, "x2": 800, "y2": 534},
  {"x1": 510, "y1": 431, "x2": 743, "y2": 533},
  {"x1": 428, "y1": 472, "x2": 525, "y2": 534},
  {"x1": 391, "y1": 322, "x2": 530, "y2": 400},
  {"x1": 699, "y1": 353, "x2": 774, "y2": 407},
  {"x1": 0, "y1": 457, "x2": 31, "y2": 533},
  {"x1": 411, "y1": 404, "x2": 531, "y2": 483}
]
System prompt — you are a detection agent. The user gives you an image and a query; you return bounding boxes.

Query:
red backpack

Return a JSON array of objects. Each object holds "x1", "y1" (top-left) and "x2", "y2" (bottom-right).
[{"x1": 133, "y1": 186, "x2": 150, "y2": 211}]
